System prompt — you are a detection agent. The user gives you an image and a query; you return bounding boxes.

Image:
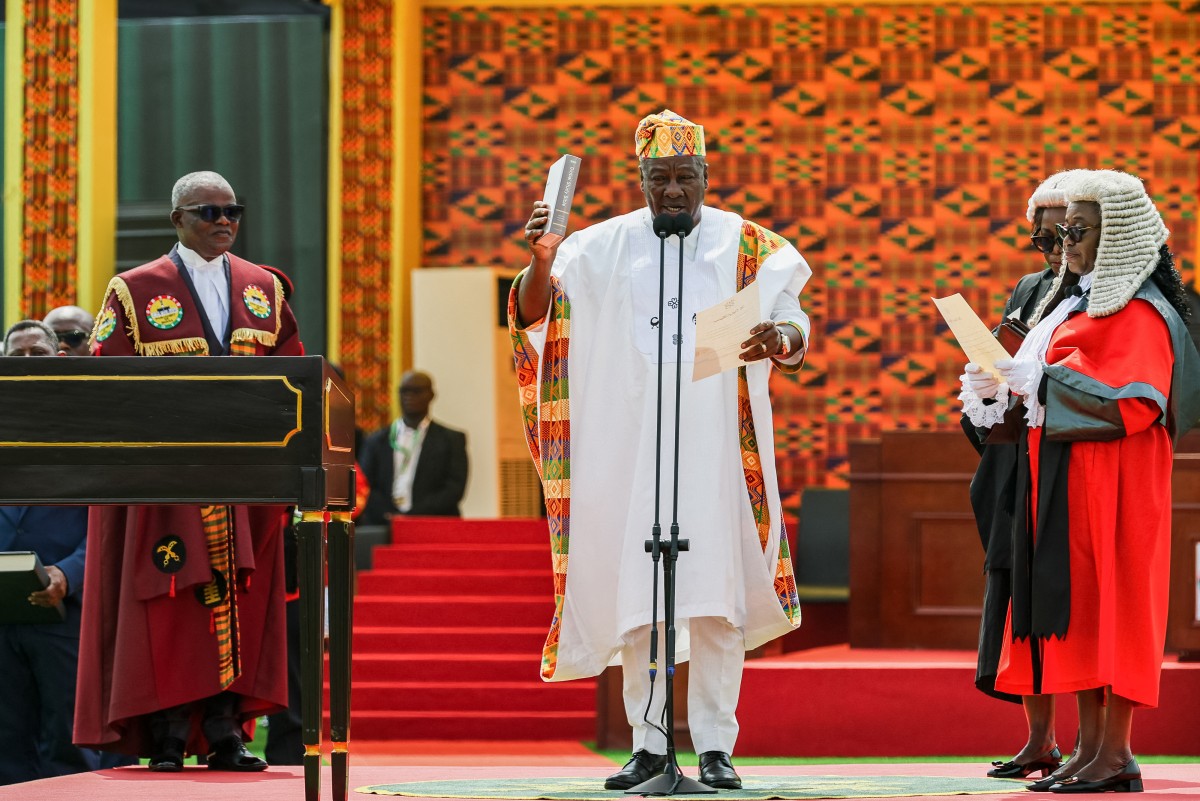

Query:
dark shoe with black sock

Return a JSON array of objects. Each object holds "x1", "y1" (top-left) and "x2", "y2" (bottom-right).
[
  {"x1": 699, "y1": 751, "x2": 743, "y2": 789},
  {"x1": 206, "y1": 737, "x2": 267, "y2": 772},
  {"x1": 148, "y1": 737, "x2": 186, "y2": 772},
  {"x1": 604, "y1": 750, "x2": 667, "y2": 790}
]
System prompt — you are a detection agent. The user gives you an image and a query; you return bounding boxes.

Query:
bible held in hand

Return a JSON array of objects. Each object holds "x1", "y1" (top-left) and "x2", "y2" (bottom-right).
[
  {"x1": 541, "y1": 154, "x2": 582, "y2": 239},
  {"x1": 0, "y1": 551, "x2": 65, "y2": 624}
]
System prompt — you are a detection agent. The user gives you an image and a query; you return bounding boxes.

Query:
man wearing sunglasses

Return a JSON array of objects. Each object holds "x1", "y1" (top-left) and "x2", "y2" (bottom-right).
[
  {"x1": 75, "y1": 171, "x2": 302, "y2": 774},
  {"x1": 42, "y1": 306, "x2": 94, "y2": 357}
]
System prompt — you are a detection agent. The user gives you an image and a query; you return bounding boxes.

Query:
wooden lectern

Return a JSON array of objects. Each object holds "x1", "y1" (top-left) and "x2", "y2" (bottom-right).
[{"x1": 0, "y1": 356, "x2": 355, "y2": 801}]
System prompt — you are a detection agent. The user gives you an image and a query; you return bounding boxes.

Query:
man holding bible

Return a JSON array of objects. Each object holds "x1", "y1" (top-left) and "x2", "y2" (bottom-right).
[{"x1": 510, "y1": 110, "x2": 811, "y2": 789}]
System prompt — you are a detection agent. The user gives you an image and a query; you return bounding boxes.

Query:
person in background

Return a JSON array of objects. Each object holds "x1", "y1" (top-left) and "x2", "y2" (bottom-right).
[
  {"x1": 43, "y1": 306, "x2": 95, "y2": 356},
  {"x1": 0, "y1": 321, "x2": 104, "y2": 784},
  {"x1": 74, "y1": 170, "x2": 302, "y2": 772},
  {"x1": 359, "y1": 370, "x2": 469, "y2": 525}
]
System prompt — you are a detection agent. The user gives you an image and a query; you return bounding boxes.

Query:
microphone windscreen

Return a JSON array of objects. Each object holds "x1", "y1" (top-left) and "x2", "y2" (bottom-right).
[
  {"x1": 672, "y1": 212, "x2": 695, "y2": 237},
  {"x1": 652, "y1": 213, "x2": 678, "y2": 238},
  {"x1": 1065, "y1": 284, "x2": 1084, "y2": 297}
]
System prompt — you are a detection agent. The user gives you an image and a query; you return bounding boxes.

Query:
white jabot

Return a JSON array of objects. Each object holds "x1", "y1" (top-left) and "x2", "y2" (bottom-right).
[
  {"x1": 1011, "y1": 271, "x2": 1094, "y2": 427},
  {"x1": 177, "y1": 244, "x2": 230, "y2": 341}
]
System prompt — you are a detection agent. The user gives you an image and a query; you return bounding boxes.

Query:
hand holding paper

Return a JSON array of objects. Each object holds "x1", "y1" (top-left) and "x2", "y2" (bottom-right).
[
  {"x1": 693, "y1": 283, "x2": 761, "y2": 381},
  {"x1": 931, "y1": 293, "x2": 1012, "y2": 379}
]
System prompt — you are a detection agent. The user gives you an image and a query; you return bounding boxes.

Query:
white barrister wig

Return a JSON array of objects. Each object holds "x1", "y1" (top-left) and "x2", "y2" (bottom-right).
[
  {"x1": 1025, "y1": 169, "x2": 1090, "y2": 224},
  {"x1": 1065, "y1": 169, "x2": 1170, "y2": 317}
]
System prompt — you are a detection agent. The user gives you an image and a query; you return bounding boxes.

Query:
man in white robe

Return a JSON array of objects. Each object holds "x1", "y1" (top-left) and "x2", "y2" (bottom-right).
[{"x1": 510, "y1": 110, "x2": 811, "y2": 790}]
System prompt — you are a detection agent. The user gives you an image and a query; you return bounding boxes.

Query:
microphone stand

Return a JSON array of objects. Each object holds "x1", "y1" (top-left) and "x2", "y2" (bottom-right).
[{"x1": 628, "y1": 214, "x2": 713, "y2": 796}]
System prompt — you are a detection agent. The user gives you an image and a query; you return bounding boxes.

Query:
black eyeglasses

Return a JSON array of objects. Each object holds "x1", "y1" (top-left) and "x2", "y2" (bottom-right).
[
  {"x1": 55, "y1": 329, "x2": 89, "y2": 347},
  {"x1": 1055, "y1": 223, "x2": 1097, "y2": 244},
  {"x1": 174, "y1": 204, "x2": 245, "y2": 223},
  {"x1": 1029, "y1": 232, "x2": 1063, "y2": 254}
]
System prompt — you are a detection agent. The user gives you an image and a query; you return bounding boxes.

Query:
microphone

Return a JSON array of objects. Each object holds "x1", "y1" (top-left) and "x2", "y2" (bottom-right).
[
  {"x1": 652, "y1": 213, "x2": 678, "y2": 239},
  {"x1": 671, "y1": 212, "x2": 694, "y2": 238},
  {"x1": 1065, "y1": 284, "x2": 1084, "y2": 297}
]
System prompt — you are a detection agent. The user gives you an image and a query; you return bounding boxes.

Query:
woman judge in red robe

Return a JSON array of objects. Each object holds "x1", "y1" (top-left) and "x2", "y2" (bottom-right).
[{"x1": 960, "y1": 169, "x2": 1200, "y2": 793}]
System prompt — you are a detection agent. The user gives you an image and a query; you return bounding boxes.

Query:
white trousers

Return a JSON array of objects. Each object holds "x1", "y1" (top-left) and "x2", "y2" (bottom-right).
[{"x1": 619, "y1": 616, "x2": 745, "y2": 755}]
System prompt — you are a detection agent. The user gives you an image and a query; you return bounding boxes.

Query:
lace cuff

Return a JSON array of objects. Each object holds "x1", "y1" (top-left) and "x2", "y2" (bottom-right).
[
  {"x1": 958, "y1": 380, "x2": 1010, "y2": 429},
  {"x1": 1006, "y1": 360, "x2": 1045, "y2": 429}
]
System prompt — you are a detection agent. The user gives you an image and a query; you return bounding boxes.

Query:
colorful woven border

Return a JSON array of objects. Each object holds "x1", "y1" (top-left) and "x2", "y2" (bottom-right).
[
  {"x1": 736, "y1": 221, "x2": 801, "y2": 624},
  {"x1": 337, "y1": 1, "x2": 394, "y2": 430},
  {"x1": 507, "y1": 272, "x2": 572, "y2": 679},
  {"x1": 19, "y1": 0, "x2": 79, "y2": 317}
]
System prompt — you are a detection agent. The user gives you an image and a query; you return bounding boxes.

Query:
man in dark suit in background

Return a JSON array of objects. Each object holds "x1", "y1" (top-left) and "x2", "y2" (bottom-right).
[
  {"x1": 0, "y1": 321, "x2": 103, "y2": 784},
  {"x1": 359, "y1": 370, "x2": 469, "y2": 524}
]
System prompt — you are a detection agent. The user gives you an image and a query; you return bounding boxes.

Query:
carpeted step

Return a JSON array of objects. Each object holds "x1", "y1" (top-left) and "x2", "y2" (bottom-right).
[
  {"x1": 355, "y1": 595, "x2": 550, "y2": 628},
  {"x1": 371, "y1": 543, "x2": 548, "y2": 571},
  {"x1": 342, "y1": 709, "x2": 595, "y2": 741},
  {"x1": 349, "y1": 652, "x2": 546, "y2": 683},
  {"x1": 323, "y1": 680, "x2": 595, "y2": 713},
  {"x1": 390, "y1": 517, "x2": 548, "y2": 545},
  {"x1": 358, "y1": 568, "x2": 551, "y2": 596},
  {"x1": 352, "y1": 625, "x2": 548, "y2": 655}
]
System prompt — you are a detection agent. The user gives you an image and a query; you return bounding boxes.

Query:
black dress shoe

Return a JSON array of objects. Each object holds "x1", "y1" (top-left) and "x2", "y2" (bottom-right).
[
  {"x1": 206, "y1": 737, "x2": 268, "y2": 772},
  {"x1": 988, "y1": 746, "x2": 1063, "y2": 779},
  {"x1": 1048, "y1": 758, "x2": 1142, "y2": 794},
  {"x1": 148, "y1": 736, "x2": 186, "y2": 772},
  {"x1": 698, "y1": 751, "x2": 742, "y2": 790},
  {"x1": 604, "y1": 750, "x2": 667, "y2": 790}
]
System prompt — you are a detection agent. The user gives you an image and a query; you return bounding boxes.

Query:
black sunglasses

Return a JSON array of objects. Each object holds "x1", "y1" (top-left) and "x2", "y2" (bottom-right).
[
  {"x1": 174, "y1": 204, "x2": 245, "y2": 223},
  {"x1": 1029, "y1": 232, "x2": 1063, "y2": 254},
  {"x1": 1055, "y1": 223, "x2": 1097, "y2": 244},
  {"x1": 56, "y1": 329, "x2": 89, "y2": 347}
]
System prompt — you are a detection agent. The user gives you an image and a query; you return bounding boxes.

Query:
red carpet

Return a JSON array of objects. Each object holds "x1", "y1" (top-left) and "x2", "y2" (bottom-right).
[
  {"x1": 738, "y1": 645, "x2": 1200, "y2": 757},
  {"x1": 345, "y1": 518, "x2": 594, "y2": 740},
  {"x1": 6, "y1": 762, "x2": 1199, "y2": 801}
]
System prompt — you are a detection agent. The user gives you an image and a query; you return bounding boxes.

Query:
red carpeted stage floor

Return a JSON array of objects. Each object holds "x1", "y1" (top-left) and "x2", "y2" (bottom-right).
[{"x1": 5, "y1": 762, "x2": 1199, "y2": 801}]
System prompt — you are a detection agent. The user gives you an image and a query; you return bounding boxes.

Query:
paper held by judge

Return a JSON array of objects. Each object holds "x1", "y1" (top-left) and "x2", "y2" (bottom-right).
[
  {"x1": 693, "y1": 282, "x2": 761, "y2": 381},
  {"x1": 932, "y1": 293, "x2": 1012, "y2": 378}
]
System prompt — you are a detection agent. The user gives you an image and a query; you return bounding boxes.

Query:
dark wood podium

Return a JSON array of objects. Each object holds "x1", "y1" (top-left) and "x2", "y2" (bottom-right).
[
  {"x1": 849, "y1": 429, "x2": 1200, "y2": 658},
  {"x1": 0, "y1": 356, "x2": 355, "y2": 801}
]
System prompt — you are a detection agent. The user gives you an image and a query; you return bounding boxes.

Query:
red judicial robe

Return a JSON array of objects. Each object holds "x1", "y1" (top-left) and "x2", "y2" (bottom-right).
[
  {"x1": 994, "y1": 298, "x2": 1176, "y2": 707},
  {"x1": 74, "y1": 252, "x2": 303, "y2": 755}
]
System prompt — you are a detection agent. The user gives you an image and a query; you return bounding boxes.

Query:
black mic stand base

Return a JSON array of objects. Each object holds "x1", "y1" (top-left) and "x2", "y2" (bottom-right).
[{"x1": 625, "y1": 760, "x2": 717, "y2": 796}]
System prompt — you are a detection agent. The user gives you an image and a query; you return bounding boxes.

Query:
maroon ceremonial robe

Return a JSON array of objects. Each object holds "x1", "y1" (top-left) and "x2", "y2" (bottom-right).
[{"x1": 74, "y1": 252, "x2": 303, "y2": 756}]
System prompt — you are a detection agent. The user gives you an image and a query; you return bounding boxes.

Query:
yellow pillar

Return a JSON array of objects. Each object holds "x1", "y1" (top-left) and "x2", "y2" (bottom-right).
[
  {"x1": 391, "y1": 0, "x2": 423, "y2": 413},
  {"x1": 3, "y1": 0, "x2": 25, "y2": 327},
  {"x1": 77, "y1": 0, "x2": 118, "y2": 313},
  {"x1": 324, "y1": 0, "x2": 344, "y2": 361}
]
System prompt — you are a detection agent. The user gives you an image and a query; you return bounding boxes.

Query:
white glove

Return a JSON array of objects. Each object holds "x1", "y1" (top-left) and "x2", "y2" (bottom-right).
[
  {"x1": 994, "y1": 358, "x2": 1040, "y2": 397},
  {"x1": 961, "y1": 363, "x2": 1000, "y2": 399}
]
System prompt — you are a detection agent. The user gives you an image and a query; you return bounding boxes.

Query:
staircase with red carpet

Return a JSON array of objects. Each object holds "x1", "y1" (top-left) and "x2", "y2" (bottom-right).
[{"x1": 345, "y1": 517, "x2": 594, "y2": 740}]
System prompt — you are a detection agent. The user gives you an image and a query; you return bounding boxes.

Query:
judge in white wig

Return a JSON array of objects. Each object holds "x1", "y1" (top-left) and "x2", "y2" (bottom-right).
[{"x1": 961, "y1": 169, "x2": 1200, "y2": 793}]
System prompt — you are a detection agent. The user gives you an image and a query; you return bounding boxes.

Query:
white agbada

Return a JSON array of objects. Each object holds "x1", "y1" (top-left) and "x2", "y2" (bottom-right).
[{"x1": 517, "y1": 205, "x2": 812, "y2": 682}]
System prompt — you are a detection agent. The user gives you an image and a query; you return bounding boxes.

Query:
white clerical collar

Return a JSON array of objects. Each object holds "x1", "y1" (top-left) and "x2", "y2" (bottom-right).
[{"x1": 177, "y1": 243, "x2": 226, "y2": 272}]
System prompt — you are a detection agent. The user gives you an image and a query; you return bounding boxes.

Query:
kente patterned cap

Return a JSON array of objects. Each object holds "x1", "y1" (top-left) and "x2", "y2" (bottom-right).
[{"x1": 635, "y1": 109, "x2": 706, "y2": 160}]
